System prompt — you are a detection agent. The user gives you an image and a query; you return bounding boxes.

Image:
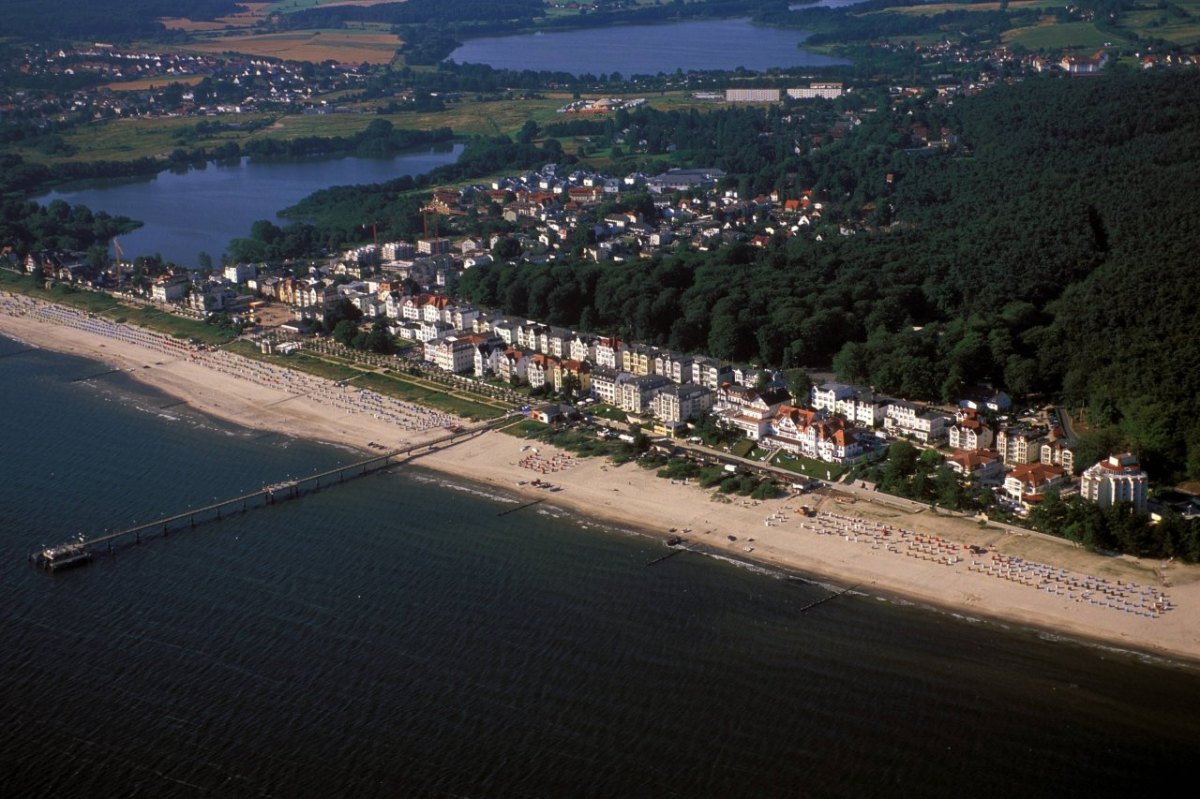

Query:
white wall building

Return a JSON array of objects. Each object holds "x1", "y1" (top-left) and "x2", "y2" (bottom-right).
[{"x1": 1080, "y1": 453, "x2": 1149, "y2": 512}]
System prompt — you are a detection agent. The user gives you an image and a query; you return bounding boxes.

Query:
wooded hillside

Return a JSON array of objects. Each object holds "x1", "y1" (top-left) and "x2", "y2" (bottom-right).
[{"x1": 458, "y1": 71, "x2": 1200, "y2": 480}]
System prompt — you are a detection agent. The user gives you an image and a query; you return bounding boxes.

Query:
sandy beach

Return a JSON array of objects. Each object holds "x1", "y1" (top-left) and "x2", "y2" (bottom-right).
[{"x1": 4, "y1": 292, "x2": 1198, "y2": 663}]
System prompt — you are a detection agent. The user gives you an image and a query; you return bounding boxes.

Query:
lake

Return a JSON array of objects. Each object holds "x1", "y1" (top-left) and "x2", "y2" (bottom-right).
[
  {"x1": 2, "y1": 334, "x2": 1199, "y2": 797},
  {"x1": 35, "y1": 145, "x2": 464, "y2": 267},
  {"x1": 448, "y1": 18, "x2": 848, "y2": 77}
]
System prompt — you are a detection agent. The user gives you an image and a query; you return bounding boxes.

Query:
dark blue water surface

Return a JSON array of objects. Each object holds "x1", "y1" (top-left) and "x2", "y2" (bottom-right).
[
  {"x1": 2, "y1": 334, "x2": 1198, "y2": 798},
  {"x1": 449, "y1": 18, "x2": 847, "y2": 76},
  {"x1": 34, "y1": 146, "x2": 463, "y2": 268}
]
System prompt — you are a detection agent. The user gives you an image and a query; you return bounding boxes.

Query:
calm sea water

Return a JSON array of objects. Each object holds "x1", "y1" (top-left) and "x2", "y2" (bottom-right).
[
  {"x1": 2, "y1": 334, "x2": 1199, "y2": 798},
  {"x1": 448, "y1": 18, "x2": 847, "y2": 77},
  {"x1": 34, "y1": 146, "x2": 463, "y2": 267}
]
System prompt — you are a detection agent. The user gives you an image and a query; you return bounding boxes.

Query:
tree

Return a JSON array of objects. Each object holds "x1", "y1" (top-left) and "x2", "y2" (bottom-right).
[
  {"x1": 332, "y1": 319, "x2": 357, "y2": 347},
  {"x1": 754, "y1": 371, "x2": 772, "y2": 394},
  {"x1": 363, "y1": 326, "x2": 394, "y2": 354},
  {"x1": 934, "y1": 465, "x2": 964, "y2": 510},
  {"x1": 493, "y1": 236, "x2": 522, "y2": 260},
  {"x1": 516, "y1": 119, "x2": 539, "y2": 145},
  {"x1": 85, "y1": 244, "x2": 108, "y2": 269},
  {"x1": 789, "y1": 370, "x2": 813, "y2": 406}
]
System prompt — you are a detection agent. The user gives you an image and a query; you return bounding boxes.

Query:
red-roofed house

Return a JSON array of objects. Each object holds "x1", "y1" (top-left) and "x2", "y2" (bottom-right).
[
  {"x1": 1004, "y1": 463, "x2": 1067, "y2": 508},
  {"x1": 768, "y1": 406, "x2": 864, "y2": 464},
  {"x1": 945, "y1": 449, "x2": 1004, "y2": 484}
]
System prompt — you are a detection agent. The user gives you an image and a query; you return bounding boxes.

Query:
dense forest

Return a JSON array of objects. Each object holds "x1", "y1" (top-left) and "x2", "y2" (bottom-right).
[
  {"x1": 0, "y1": 199, "x2": 139, "y2": 255},
  {"x1": 3, "y1": 1, "x2": 239, "y2": 41},
  {"x1": 450, "y1": 71, "x2": 1200, "y2": 481}
]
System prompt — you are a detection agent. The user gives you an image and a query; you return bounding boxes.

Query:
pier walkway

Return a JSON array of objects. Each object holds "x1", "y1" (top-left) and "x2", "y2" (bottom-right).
[{"x1": 31, "y1": 414, "x2": 520, "y2": 568}]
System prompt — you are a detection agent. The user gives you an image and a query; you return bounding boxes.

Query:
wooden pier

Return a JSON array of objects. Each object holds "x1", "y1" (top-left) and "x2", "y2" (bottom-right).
[{"x1": 30, "y1": 416, "x2": 516, "y2": 569}]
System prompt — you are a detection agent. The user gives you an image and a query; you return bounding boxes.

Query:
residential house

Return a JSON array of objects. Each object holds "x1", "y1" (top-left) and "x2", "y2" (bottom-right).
[
  {"x1": 732, "y1": 365, "x2": 779, "y2": 388},
  {"x1": 551, "y1": 359, "x2": 592, "y2": 395},
  {"x1": 492, "y1": 320, "x2": 519, "y2": 345},
  {"x1": 944, "y1": 449, "x2": 1004, "y2": 485},
  {"x1": 1004, "y1": 463, "x2": 1067, "y2": 509},
  {"x1": 958, "y1": 386, "x2": 1012, "y2": 413},
  {"x1": 590, "y1": 368, "x2": 631, "y2": 406},
  {"x1": 389, "y1": 320, "x2": 422, "y2": 341},
  {"x1": 948, "y1": 410, "x2": 994, "y2": 451},
  {"x1": 621, "y1": 344, "x2": 659, "y2": 376},
  {"x1": 383, "y1": 291, "x2": 408, "y2": 320},
  {"x1": 655, "y1": 351, "x2": 694, "y2": 384},
  {"x1": 473, "y1": 337, "x2": 506, "y2": 378},
  {"x1": 151, "y1": 274, "x2": 190, "y2": 303},
  {"x1": 420, "y1": 295, "x2": 452, "y2": 323},
  {"x1": 618, "y1": 374, "x2": 672, "y2": 415},
  {"x1": 418, "y1": 319, "x2": 454, "y2": 342},
  {"x1": 595, "y1": 336, "x2": 626, "y2": 370},
  {"x1": 431, "y1": 335, "x2": 479, "y2": 375},
  {"x1": 527, "y1": 354, "x2": 556, "y2": 390},
  {"x1": 400, "y1": 295, "x2": 424, "y2": 321},
  {"x1": 812, "y1": 381, "x2": 855, "y2": 413},
  {"x1": 996, "y1": 428, "x2": 1042, "y2": 466},
  {"x1": 834, "y1": 388, "x2": 891, "y2": 428},
  {"x1": 883, "y1": 402, "x2": 949, "y2": 443},
  {"x1": 450, "y1": 305, "x2": 480, "y2": 331},
  {"x1": 715, "y1": 384, "x2": 790, "y2": 441},
  {"x1": 568, "y1": 334, "x2": 596, "y2": 363},
  {"x1": 517, "y1": 322, "x2": 549, "y2": 352},
  {"x1": 1040, "y1": 438, "x2": 1075, "y2": 474},
  {"x1": 542, "y1": 326, "x2": 573, "y2": 359},
  {"x1": 417, "y1": 237, "x2": 451, "y2": 255},
  {"x1": 768, "y1": 407, "x2": 863, "y2": 464},
  {"x1": 692, "y1": 356, "x2": 733, "y2": 390},
  {"x1": 1080, "y1": 453, "x2": 1148, "y2": 512},
  {"x1": 652, "y1": 384, "x2": 714, "y2": 425},
  {"x1": 187, "y1": 283, "x2": 235, "y2": 313},
  {"x1": 224, "y1": 263, "x2": 257, "y2": 284},
  {"x1": 498, "y1": 348, "x2": 528, "y2": 383}
]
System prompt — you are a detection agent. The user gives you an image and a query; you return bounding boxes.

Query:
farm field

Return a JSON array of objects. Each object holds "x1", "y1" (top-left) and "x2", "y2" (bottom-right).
[
  {"x1": 1003, "y1": 20, "x2": 1126, "y2": 49},
  {"x1": 14, "y1": 87, "x2": 721, "y2": 167},
  {"x1": 104, "y1": 75, "x2": 206, "y2": 92},
  {"x1": 17, "y1": 116, "x2": 245, "y2": 164},
  {"x1": 265, "y1": 0, "x2": 406, "y2": 12},
  {"x1": 184, "y1": 28, "x2": 402, "y2": 64},
  {"x1": 877, "y1": 0, "x2": 1061, "y2": 16},
  {"x1": 160, "y1": 2, "x2": 271, "y2": 32},
  {"x1": 1120, "y1": 4, "x2": 1200, "y2": 46}
]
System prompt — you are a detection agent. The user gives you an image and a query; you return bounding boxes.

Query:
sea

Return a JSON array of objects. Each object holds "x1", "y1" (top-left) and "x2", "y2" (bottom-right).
[{"x1": 2, "y1": 334, "x2": 1198, "y2": 798}]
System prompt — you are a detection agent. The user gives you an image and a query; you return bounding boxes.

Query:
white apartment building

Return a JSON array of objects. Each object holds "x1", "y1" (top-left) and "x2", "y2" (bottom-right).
[
  {"x1": 431, "y1": 335, "x2": 477, "y2": 375},
  {"x1": 653, "y1": 384, "x2": 714, "y2": 424},
  {"x1": 811, "y1": 382, "x2": 855, "y2": 413},
  {"x1": 1080, "y1": 453, "x2": 1149, "y2": 512}
]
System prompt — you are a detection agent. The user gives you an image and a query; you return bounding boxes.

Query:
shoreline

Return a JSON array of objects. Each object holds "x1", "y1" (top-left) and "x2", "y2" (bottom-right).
[
  {"x1": 410, "y1": 463, "x2": 1194, "y2": 672},
  {"x1": 4, "y1": 293, "x2": 1199, "y2": 666}
]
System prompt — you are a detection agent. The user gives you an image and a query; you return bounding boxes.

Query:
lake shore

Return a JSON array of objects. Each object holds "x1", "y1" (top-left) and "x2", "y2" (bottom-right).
[{"x1": 3, "y1": 293, "x2": 1198, "y2": 665}]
